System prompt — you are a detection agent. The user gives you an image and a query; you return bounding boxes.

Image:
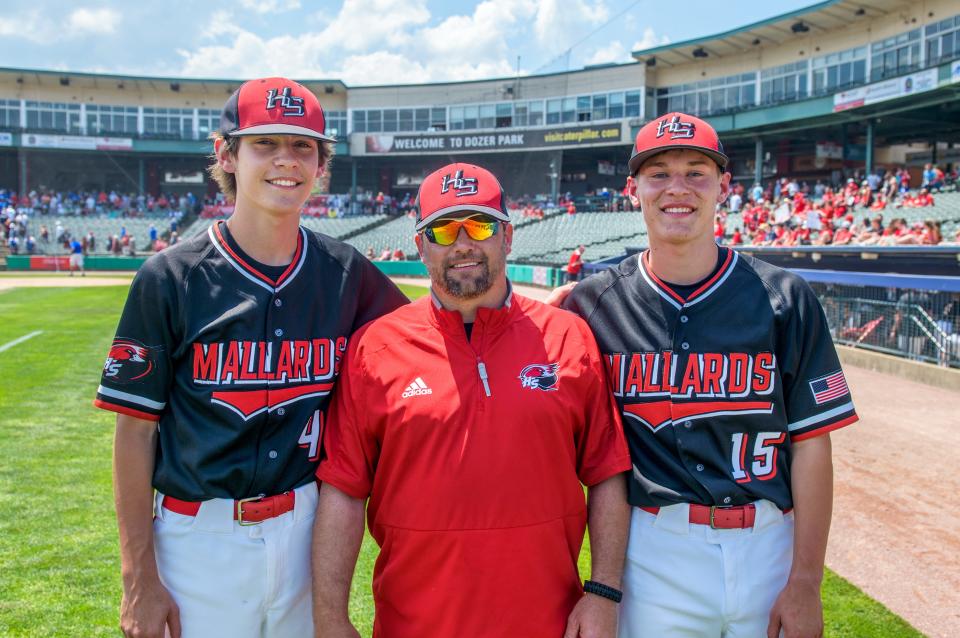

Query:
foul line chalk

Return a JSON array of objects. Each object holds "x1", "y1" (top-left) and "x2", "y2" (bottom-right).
[{"x1": 0, "y1": 330, "x2": 43, "y2": 354}]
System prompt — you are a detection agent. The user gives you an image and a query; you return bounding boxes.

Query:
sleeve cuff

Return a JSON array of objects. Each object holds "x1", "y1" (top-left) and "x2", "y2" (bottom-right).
[{"x1": 93, "y1": 399, "x2": 161, "y2": 422}]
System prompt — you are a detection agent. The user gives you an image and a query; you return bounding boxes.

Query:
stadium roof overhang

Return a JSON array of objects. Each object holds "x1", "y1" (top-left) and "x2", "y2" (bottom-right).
[
  {"x1": 632, "y1": 0, "x2": 911, "y2": 67},
  {"x1": 0, "y1": 67, "x2": 348, "y2": 97},
  {"x1": 712, "y1": 82, "x2": 960, "y2": 147}
]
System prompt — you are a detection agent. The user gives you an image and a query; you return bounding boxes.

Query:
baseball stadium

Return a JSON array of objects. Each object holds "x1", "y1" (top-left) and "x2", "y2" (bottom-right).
[{"x1": 1, "y1": 0, "x2": 959, "y2": 635}]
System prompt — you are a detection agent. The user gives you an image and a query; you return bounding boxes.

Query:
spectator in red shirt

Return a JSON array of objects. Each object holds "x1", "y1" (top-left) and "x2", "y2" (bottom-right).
[
  {"x1": 814, "y1": 226, "x2": 834, "y2": 246},
  {"x1": 566, "y1": 202, "x2": 577, "y2": 215},
  {"x1": 833, "y1": 221, "x2": 854, "y2": 245},
  {"x1": 566, "y1": 245, "x2": 586, "y2": 282},
  {"x1": 730, "y1": 227, "x2": 743, "y2": 246}
]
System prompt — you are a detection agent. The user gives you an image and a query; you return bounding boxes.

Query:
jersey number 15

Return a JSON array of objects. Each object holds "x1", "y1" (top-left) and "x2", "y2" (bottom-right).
[{"x1": 730, "y1": 431, "x2": 785, "y2": 483}]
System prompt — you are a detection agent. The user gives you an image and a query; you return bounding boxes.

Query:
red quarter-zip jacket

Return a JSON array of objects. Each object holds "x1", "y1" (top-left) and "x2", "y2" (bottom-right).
[{"x1": 318, "y1": 292, "x2": 631, "y2": 638}]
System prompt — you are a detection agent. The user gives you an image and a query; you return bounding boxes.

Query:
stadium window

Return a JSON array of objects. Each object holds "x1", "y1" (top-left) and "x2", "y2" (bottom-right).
[
  {"x1": 871, "y1": 28, "x2": 921, "y2": 80},
  {"x1": 811, "y1": 47, "x2": 867, "y2": 95},
  {"x1": 448, "y1": 106, "x2": 464, "y2": 130},
  {"x1": 353, "y1": 110, "x2": 367, "y2": 133},
  {"x1": 24, "y1": 101, "x2": 77, "y2": 133},
  {"x1": 760, "y1": 61, "x2": 808, "y2": 105},
  {"x1": 367, "y1": 110, "x2": 382, "y2": 133},
  {"x1": 514, "y1": 102, "x2": 528, "y2": 127},
  {"x1": 463, "y1": 105, "x2": 478, "y2": 130},
  {"x1": 576, "y1": 95, "x2": 591, "y2": 122},
  {"x1": 479, "y1": 104, "x2": 496, "y2": 129},
  {"x1": 398, "y1": 108, "x2": 414, "y2": 132},
  {"x1": 925, "y1": 13, "x2": 960, "y2": 65},
  {"x1": 592, "y1": 94, "x2": 607, "y2": 121},
  {"x1": 325, "y1": 110, "x2": 346, "y2": 137},
  {"x1": 546, "y1": 99, "x2": 561, "y2": 125},
  {"x1": 0, "y1": 100, "x2": 19, "y2": 129},
  {"x1": 430, "y1": 107, "x2": 446, "y2": 131},
  {"x1": 527, "y1": 101, "x2": 544, "y2": 126},
  {"x1": 608, "y1": 92, "x2": 624, "y2": 118},
  {"x1": 625, "y1": 91, "x2": 641, "y2": 117},
  {"x1": 414, "y1": 108, "x2": 429, "y2": 131},
  {"x1": 382, "y1": 109, "x2": 398, "y2": 132},
  {"x1": 495, "y1": 102, "x2": 512, "y2": 128},
  {"x1": 561, "y1": 97, "x2": 576, "y2": 123}
]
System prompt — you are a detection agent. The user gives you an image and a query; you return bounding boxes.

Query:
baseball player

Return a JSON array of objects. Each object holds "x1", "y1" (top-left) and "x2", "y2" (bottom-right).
[
  {"x1": 565, "y1": 113, "x2": 858, "y2": 638},
  {"x1": 69, "y1": 236, "x2": 85, "y2": 276},
  {"x1": 95, "y1": 77, "x2": 407, "y2": 638},
  {"x1": 312, "y1": 162, "x2": 632, "y2": 638}
]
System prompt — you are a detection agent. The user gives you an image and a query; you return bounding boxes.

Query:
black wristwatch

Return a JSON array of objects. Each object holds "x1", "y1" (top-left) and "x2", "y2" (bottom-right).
[{"x1": 583, "y1": 580, "x2": 623, "y2": 603}]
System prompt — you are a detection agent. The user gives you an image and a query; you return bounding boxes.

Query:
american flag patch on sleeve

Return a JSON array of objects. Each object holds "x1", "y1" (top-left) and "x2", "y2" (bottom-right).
[{"x1": 808, "y1": 370, "x2": 849, "y2": 405}]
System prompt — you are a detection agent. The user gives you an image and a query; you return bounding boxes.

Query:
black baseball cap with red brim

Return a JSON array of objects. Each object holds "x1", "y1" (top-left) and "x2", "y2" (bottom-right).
[
  {"x1": 628, "y1": 112, "x2": 728, "y2": 174},
  {"x1": 220, "y1": 77, "x2": 335, "y2": 142},
  {"x1": 415, "y1": 163, "x2": 510, "y2": 231}
]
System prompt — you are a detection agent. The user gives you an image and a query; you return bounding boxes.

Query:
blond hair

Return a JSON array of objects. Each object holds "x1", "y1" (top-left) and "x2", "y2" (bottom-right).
[{"x1": 207, "y1": 133, "x2": 335, "y2": 203}]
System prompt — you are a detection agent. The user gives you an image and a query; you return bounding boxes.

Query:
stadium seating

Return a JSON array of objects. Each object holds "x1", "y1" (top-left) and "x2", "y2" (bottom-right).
[
  {"x1": 26, "y1": 216, "x2": 180, "y2": 255},
  {"x1": 509, "y1": 211, "x2": 647, "y2": 263}
]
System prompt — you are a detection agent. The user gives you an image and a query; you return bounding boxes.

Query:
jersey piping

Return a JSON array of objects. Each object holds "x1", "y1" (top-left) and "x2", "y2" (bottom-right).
[
  {"x1": 208, "y1": 221, "x2": 307, "y2": 293},
  {"x1": 637, "y1": 248, "x2": 739, "y2": 310}
]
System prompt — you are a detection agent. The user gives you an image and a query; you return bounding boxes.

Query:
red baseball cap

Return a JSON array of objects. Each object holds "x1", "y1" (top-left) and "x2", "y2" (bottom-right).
[
  {"x1": 220, "y1": 77, "x2": 335, "y2": 141},
  {"x1": 628, "y1": 112, "x2": 728, "y2": 174},
  {"x1": 414, "y1": 163, "x2": 509, "y2": 231}
]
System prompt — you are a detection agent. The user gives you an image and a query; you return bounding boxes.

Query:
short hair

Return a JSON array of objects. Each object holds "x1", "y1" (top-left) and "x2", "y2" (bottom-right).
[{"x1": 207, "y1": 133, "x2": 335, "y2": 203}]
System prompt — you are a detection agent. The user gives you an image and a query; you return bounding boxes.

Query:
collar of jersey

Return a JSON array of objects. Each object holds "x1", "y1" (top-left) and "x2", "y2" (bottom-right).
[
  {"x1": 208, "y1": 220, "x2": 307, "y2": 293},
  {"x1": 637, "y1": 248, "x2": 738, "y2": 311},
  {"x1": 427, "y1": 280, "x2": 515, "y2": 337}
]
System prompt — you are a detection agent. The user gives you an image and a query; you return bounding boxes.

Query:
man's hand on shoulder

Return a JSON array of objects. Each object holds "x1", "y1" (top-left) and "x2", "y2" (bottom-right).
[
  {"x1": 120, "y1": 575, "x2": 180, "y2": 638},
  {"x1": 563, "y1": 593, "x2": 618, "y2": 638},
  {"x1": 546, "y1": 281, "x2": 578, "y2": 308}
]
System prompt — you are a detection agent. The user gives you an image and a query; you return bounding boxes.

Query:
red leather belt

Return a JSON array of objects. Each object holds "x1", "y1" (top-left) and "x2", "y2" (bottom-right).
[
  {"x1": 162, "y1": 492, "x2": 295, "y2": 525},
  {"x1": 640, "y1": 503, "x2": 790, "y2": 529}
]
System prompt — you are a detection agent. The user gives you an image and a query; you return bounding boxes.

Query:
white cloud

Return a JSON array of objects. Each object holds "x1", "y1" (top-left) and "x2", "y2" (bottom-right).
[
  {"x1": 175, "y1": 0, "x2": 638, "y2": 85},
  {"x1": 238, "y1": 0, "x2": 301, "y2": 14},
  {"x1": 316, "y1": 0, "x2": 431, "y2": 52},
  {"x1": 178, "y1": 31, "x2": 328, "y2": 79},
  {"x1": 632, "y1": 27, "x2": 670, "y2": 51},
  {"x1": 585, "y1": 40, "x2": 629, "y2": 66},
  {"x1": 0, "y1": 10, "x2": 53, "y2": 42},
  {"x1": 534, "y1": 0, "x2": 609, "y2": 55},
  {"x1": 67, "y1": 7, "x2": 121, "y2": 34}
]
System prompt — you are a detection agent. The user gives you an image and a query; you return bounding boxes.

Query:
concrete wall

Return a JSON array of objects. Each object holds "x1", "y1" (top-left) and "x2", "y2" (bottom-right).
[{"x1": 838, "y1": 344, "x2": 960, "y2": 393}]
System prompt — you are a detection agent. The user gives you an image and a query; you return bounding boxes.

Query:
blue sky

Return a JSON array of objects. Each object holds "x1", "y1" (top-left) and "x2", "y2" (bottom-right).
[{"x1": 0, "y1": 0, "x2": 813, "y2": 85}]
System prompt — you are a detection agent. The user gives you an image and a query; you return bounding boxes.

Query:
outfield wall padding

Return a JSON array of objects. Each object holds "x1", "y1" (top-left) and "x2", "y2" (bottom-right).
[{"x1": 5, "y1": 255, "x2": 564, "y2": 287}]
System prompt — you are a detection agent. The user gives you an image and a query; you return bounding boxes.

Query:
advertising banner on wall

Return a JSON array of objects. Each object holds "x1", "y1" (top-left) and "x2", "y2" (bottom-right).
[
  {"x1": 0, "y1": 132, "x2": 12, "y2": 147},
  {"x1": 359, "y1": 123, "x2": 625, "y2": 155},
  {"x1": 832, "y1": 68, "x2": 938, "y2": 112},
  {"x1": 21, "y1": 134, "x2": 133, "y2": 151}
]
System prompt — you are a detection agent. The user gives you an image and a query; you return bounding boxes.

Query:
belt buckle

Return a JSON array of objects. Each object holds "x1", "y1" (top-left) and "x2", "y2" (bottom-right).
[
  {"x1": 236, "y1": 494, "x2": 266, "y2": 526},
  {"x1": 709, "y1": 505, "x2": 729, "y2": 529}
]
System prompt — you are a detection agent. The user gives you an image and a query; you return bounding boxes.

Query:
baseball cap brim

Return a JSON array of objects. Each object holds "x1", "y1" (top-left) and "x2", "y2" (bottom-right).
[
  {"x1": 415, "y1": 204, "x2": 510, "y2": 231},
  {"x1": 230, "y1": 123, "x2": 336, "y2": 142},
  {"x1": 628, "y1": 145, "x2": 728, "y2": 175}
]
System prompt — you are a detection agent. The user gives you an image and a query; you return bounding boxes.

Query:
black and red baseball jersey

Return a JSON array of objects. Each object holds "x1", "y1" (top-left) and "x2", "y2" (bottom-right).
[
  {"x1": 95, "y1": 220, "x2": 407, "y2": 500},
  {"x1": 566, "y1": 248, "x2": 857, "y2": 511}
]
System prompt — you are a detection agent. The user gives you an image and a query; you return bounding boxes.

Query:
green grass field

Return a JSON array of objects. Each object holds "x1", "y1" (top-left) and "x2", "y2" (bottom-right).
[{"x1": 0, "y1": 284, "x2": 922, "y2": 637}]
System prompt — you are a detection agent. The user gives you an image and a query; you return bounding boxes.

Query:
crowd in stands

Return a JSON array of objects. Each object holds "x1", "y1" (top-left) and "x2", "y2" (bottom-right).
[
  {"x1": 1, "y1": 187, "x2": 190, "y2": 255},
  {"x1": 718, "y1": 164, "x2": 960, "y2": 247}
]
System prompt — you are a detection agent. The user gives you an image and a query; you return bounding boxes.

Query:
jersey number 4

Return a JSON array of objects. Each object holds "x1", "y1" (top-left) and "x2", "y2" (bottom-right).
[
  {"x1": 298, "y1": 410, "x2": 324, "y2": 462},
  {"x1": 730, "y1": 432, "x2": 785, "y2": 483}
]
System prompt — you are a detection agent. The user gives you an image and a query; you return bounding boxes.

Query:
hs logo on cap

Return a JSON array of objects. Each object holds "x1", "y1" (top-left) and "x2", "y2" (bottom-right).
[
  {"x1": 440, "y1": 170, "x2": 478, "y2": 197},
  {"x1": 265, "y1": 87, "x2": 305, "y2": 117},
  {"x1": 656, "y1": 115, "x2": 695, "y2": 139}
]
